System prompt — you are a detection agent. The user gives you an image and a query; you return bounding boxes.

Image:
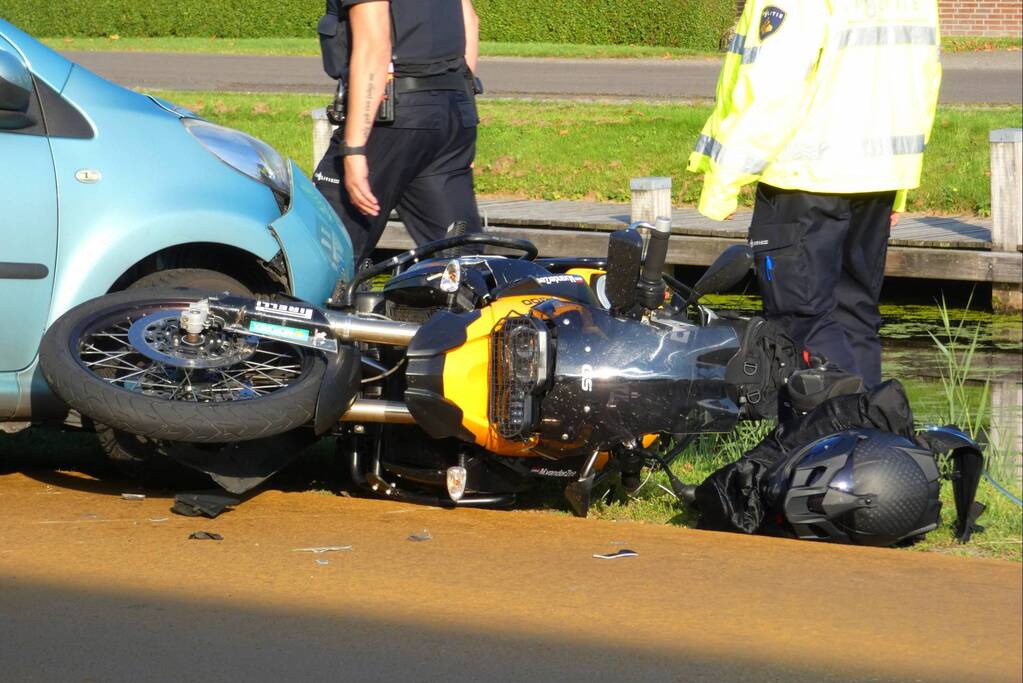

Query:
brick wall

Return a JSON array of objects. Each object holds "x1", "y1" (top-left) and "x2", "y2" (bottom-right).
[
  {"x1": 940, "y1": 1, "x2": 1022, "y2": 37},
  {"x1": 734, "y1": 1, "x2": 1022, "y2": 38}
]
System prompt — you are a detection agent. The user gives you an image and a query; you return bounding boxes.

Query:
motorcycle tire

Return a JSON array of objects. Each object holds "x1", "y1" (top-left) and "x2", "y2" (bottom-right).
[
  {"x1": 99, "y1": 268, "x2": 253, "y2": 483},
  {"x1": 39, "y1": 288, "x2": 327, "y2": 444}
]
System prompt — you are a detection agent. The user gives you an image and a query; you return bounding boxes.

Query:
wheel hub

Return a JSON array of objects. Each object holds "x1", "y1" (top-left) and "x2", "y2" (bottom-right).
[{"x1": 127, "y1": 310, "x2": 256, "y2": 369}]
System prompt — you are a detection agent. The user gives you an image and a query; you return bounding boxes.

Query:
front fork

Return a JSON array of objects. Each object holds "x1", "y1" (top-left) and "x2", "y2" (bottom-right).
[
  {"x1": 193, "y1": 294, "x2": 423, "y2": 429},
  {"x1": 196, "y1": 294, "x2": 421, "y2": 350}
]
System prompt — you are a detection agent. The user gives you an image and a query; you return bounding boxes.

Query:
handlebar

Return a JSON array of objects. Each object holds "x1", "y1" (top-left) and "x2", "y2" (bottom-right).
[{"x1": 340, "y1": 233, "x2": 538, "y2": 307}]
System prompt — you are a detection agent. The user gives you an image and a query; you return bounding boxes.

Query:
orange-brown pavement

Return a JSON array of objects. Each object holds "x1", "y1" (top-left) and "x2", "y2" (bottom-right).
[{"x1": 1, "y1": 471, "x2": 1020, "y2": 682}]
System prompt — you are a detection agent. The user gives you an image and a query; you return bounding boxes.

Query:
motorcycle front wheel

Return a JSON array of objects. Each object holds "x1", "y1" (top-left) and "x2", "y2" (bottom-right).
[{"x1": 39, "y1": 289, "x2": 326, "y2": 443}]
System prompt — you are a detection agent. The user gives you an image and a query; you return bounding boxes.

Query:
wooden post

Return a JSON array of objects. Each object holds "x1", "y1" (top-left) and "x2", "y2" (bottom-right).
[
  {"x1": 312, "y1": 108, "x2": 338, "y2": 171},
  {"x1": 990, "y1": 128, "x2": 1022, "y2": 312},
  {"x1": 630, "y1": 176, "x2": 672, "y2": 224},
  {"x1": 990, "y1": 379, "x2": 1023, "y2": 487}
]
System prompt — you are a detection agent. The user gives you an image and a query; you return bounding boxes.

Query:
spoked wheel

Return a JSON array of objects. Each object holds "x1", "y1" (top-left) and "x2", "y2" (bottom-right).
[
  {"x1": 40, "y1": 288, "x2": 326, "y2": 443},
  {"x1": 87, "y1": 307, "x2": 300, "y2": 401}
]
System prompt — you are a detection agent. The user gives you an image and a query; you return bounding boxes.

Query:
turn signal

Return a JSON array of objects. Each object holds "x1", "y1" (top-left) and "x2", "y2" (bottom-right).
[
  {"x1": 446, "y1": 466, "x2": 467, "y2": 502},
  {"x1": 440, "y1": 259, "x2": 462, "y2": 293}
]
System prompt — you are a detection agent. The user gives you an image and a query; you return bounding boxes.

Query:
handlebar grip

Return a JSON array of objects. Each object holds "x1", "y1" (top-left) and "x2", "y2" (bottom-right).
[{"x1": 640, "y1": 216, "x2": 671, "y2": 284}]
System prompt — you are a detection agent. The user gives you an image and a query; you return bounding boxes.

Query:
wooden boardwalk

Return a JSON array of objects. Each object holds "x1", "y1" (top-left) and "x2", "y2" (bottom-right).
[{"x1": 378, "y1": 197, "x2": 1021, "y2": 284}]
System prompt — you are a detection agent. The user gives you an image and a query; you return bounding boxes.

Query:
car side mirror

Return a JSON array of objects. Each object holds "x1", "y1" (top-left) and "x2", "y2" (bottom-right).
[
  {"x1": 0, "y1": 49, "x2": 35, "y2": 130},
  {"x1": 686, "y1": 244, "x2": 754, "y2": 306}
]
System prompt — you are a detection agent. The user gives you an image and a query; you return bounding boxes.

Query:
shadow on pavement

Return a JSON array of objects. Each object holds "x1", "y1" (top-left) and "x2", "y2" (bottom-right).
[
  {"x1": 0, "y1": 424, "x2": 345, "y2": 496},
  {"x1": 0, "y1": 573, "x2": 899, "y2": 683}
]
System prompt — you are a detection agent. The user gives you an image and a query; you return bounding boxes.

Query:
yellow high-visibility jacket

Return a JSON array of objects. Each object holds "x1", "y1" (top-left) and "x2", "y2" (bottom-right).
[{"x1": 688, "y1": 0, "x2": 942, "y2": 220}]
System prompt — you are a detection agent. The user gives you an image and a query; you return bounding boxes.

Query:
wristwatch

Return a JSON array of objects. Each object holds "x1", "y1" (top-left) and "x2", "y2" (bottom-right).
[{"x1": 340, "y1": 144, "x2": 368, "y2": 157}]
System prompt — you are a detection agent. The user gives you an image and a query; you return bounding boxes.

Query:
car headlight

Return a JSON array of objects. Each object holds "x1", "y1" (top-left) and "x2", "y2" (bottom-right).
[{"x1": 183, "y1": 119, "x2": 291, "y2": 198}]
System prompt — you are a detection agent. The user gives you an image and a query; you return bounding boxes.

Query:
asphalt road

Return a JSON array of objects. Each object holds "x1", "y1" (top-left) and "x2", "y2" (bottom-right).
[
  {"x1": 62, "y1": 50, "x2": 1023, "y2": 104},
  {"x1": 1, "y1": 469, "x2": 1020, "y2": 682}
]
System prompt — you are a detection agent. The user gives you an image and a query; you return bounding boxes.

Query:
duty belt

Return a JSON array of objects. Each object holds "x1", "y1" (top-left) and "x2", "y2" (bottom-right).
[{"x1": 394, "y1": 71, "x2": 469, "y2": 96}]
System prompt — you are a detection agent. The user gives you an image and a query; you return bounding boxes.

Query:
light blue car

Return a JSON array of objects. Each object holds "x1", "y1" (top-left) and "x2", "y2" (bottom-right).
[{"x1": 0, "y1": 20, "x2": 353, "y2": 470}]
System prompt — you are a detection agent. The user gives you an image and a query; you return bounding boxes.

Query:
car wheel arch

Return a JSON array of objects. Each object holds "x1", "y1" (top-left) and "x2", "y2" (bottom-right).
[{"x1": 107, "y1": 242, "x2": 290, "y2": 296}]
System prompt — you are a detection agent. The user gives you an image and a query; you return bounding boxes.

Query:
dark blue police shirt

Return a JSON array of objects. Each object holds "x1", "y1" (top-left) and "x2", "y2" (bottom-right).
[{"x1": 341, "y1": 0, "x2": 467, "y2": 77}]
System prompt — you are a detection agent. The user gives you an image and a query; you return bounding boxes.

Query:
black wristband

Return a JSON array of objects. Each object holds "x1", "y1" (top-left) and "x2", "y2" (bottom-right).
[{"x1": 340, "y1": 144, "x2": 367, "y2": 157}]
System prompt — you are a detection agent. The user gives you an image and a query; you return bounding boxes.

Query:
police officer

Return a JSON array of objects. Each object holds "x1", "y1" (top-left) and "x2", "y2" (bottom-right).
[
  {"x1": 689, "y1": 0, "x2": 941, "y2": 388},
  {"x1": 314, "y1": 0, "x2": 482, "y2": 263}
]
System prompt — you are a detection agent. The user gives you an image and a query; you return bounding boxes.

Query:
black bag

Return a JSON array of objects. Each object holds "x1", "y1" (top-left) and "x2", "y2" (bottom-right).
[
  {"x1": 693, "y1": 379, "x2": 985, "y2": 544},
  {"x1": 695, "y1": 380, "x2": 917, "y2": 534},
  {"x1": 318, "y1": 0, "x2": 349, "y2": 81}
]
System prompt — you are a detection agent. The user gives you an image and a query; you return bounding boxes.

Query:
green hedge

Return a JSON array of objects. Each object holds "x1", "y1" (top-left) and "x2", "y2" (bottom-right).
[
  {"x1": 0, "y1": 0, "x2": 733, "y2": 50},
  {"x1": 475, "y1": 0, "x2": 734, "y2": 50},
  {"x1": 0, "y1": 1, "x2": 323, "y2": 38}
]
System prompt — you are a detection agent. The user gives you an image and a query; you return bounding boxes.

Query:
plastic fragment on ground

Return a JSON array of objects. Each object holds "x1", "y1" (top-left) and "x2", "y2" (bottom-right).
[
  {"x1": 408, "y1": 529, "x2": 433, "y2": 542},
  {"x1": 188, "y1": 531, "x2": 223, "y2": 541},
  {"x1": 121, "y1": 493, "x2": 146, "y2": 501},
  {"x1": 292, "y1": 546, "x2": 352, "y2": 554},
  {"x1": 172, "y1": 492, "x2": 240, "y2": 519},
  {"x1": 593, "y1": 549, "x2": 638, "y2": 560}
]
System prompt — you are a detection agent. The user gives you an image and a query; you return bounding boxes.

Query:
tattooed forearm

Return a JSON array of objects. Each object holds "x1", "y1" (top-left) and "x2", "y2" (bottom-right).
[
  {"x1": 344, "y1": 2, "x2": 391, "y2": 147},
  {"x1": 361, "y1": 72, "x2": 377, "y2": 139}
]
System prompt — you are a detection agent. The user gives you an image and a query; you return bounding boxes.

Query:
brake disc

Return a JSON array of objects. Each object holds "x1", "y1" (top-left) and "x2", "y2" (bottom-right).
[{"x1": 127, "y1": 310, "x2": 257, "y2": 369}]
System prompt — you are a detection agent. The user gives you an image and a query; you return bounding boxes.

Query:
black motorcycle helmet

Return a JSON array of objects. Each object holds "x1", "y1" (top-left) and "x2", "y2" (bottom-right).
[{"x1": 774, "y1": 429, "x2": 943, "y2": 546}]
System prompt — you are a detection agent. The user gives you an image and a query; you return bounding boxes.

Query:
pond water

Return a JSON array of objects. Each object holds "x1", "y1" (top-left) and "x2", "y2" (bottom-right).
[{"x1": 706, "y1": 295, "x2": 1023, "y2": 487}]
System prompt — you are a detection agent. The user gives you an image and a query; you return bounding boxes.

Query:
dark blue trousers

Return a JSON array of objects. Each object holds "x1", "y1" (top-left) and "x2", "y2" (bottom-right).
[
  {"x1": 749, "y1": 184, "x2": 896, "y2": 388},
  {"x1": 314, "y1": 89, "x2": 481, "y2": 263}
]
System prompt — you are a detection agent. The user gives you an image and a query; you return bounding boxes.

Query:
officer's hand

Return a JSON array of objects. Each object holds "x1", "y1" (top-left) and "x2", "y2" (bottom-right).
[
  {"x1": 344, "y1": 155, "x2": 380, "y2": 217},
  {"x1": 890, "y1": 212, "x2": 900, "y2": 228}
]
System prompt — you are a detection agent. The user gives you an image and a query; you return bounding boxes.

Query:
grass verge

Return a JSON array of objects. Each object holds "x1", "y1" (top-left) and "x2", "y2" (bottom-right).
[
  {"x1": 942, "y1": 36, "x2": 1023, "y2": 53},
  {"x1": 152, "y1": 90, "x2": 1022, "y2": 215},
  {"x1": 43, "y1": 35, "x2": 1020, "y2": 58},
  {"x1": 40, "y1": 36, "x2": 713, "y2": 58}
]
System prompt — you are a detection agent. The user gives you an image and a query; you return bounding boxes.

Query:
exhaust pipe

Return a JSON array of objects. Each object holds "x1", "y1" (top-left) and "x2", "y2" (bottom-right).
[
  {"x1": 325, "y1": 312, "x2": 420, "y2": 346},
  {"x1": 340, "y1": 399, "x2": 416, "y2": 424}
]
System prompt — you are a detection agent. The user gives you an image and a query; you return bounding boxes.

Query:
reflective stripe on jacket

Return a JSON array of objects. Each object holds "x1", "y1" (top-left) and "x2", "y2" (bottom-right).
[{"x1": 688, "y1": 0, "x2": 941, "y2": 220}]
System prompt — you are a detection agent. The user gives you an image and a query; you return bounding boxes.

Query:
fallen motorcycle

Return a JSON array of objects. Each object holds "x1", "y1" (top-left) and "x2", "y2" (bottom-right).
[{"x1": 40, "y1": 219, "x2": 804, "y2": 516}]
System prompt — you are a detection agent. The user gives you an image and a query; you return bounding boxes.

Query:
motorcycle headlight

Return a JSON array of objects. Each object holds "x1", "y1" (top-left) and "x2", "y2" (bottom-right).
[
  {"x1": 183, "y1": 119, "x2": 291, "y2": 198},
  {"x1": 490, "y1": 315, "x2": 550, "y2": 440}
]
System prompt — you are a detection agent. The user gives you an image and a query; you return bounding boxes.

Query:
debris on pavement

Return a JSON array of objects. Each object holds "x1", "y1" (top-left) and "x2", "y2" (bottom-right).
[
  {"x1": 188, "y1": 531, "x2": 224, "y2": 541},
  {"x1": 121, "y1": 493, "x2": 146, "y2": 501},
  {"x1": 171, "y1": 492, "x2": 240, "y2": 519},
  {"x1": 408, "y1": 529, "x2": 433, "y2": 542},
  {"x1": 593, "y1": 549, "x2": 639, "y2": 560},
  {"x1": 148, "y1": 517, "x2": 169, "y2": 523},
  {"x1": 315, "y1": 559, "x2": 330, "y2": 566},
  {"x1": 292, "y1": 546, "x2": 353, "y2": 554}
]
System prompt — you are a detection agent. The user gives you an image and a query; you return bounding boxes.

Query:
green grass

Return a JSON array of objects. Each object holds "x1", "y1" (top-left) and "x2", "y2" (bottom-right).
[
  {"x1": 942, "y1": 36, "x2": 1023, "y2": 53},
  {"x1": 42, "y1": 36, "x2": 713, "y2": 58},
  {"x1": 43, "y1": 35, "x2": 1020, "y2": 59},
  {"x1": 46, "y1": 36, "x2": 323, "y2": 56},
  {"x1": 150, "y1": 90, "x2": 1022, "y2": 216}
]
